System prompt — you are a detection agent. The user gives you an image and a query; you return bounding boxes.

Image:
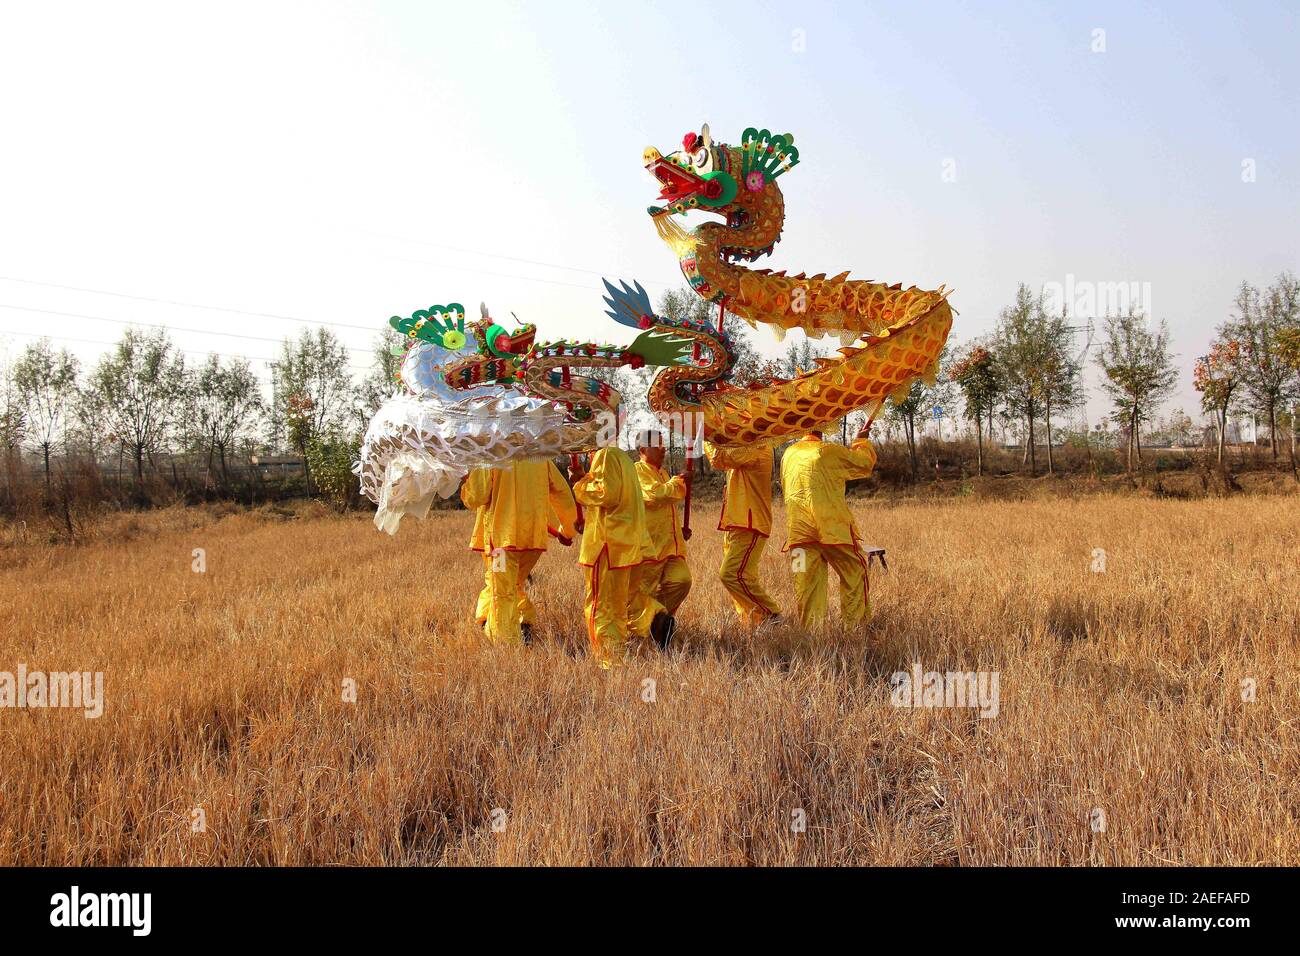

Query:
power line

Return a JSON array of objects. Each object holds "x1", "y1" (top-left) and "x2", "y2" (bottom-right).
[
  {"x1": 383, "y1": 254, "x2": 643, "y2": 293},
  {"x1": 361, "y1": 227, "x2": 674, "y2": 287},
  {"x1": 0, "y1": 303, "x2": 380, "y2": 354},
  {"x1": 0, "y1": 275, "x2": 378, "y2": 332}
]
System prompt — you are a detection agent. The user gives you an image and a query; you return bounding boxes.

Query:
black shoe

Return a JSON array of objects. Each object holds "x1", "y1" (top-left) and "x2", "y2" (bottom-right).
[
  {"x1": 650, "y1": 612, "x2": 676, "y2": 651},
  {"x1": 520, "y1": 623, "x2": 534, "y2": 645}
]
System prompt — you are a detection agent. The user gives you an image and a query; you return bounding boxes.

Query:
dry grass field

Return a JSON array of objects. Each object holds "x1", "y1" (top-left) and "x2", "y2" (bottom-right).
[{"x1": 2, "y1": 491, "x2": 1298, "y2": 865}]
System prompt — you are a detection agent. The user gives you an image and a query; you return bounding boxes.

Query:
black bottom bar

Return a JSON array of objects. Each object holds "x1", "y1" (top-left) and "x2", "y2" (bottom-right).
[{"x1": 0, "y1": 866, "x2": 1283, "y2": 942}]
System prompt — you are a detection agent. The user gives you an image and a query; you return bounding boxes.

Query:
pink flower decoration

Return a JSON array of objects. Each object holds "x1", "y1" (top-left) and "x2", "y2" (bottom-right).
[{"x1": 745, "y1": 171, "x2": 766, "y2": 192}]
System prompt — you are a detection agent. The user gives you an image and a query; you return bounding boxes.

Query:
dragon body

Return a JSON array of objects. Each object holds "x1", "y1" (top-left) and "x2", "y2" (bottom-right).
[
  {"x1": 357, "y1": 301, "x2": 714, "y2": 531},
  {"x1": 357, "y1": 122, "x2": 954, "y2": 531},
  {"x1": 636, "y1": 123, "x2": 954, "y2": 445}
]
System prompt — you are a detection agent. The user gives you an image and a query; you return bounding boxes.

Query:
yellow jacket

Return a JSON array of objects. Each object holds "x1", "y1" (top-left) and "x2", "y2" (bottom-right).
[
  {"x1": 780, "y1": 435, "x2": 877, "y2": 550},
  {"x1": 574, "y1": 446, "x2": 646, "y2": 568},
  {"x1": 461, "y1": 467, "x2": 492, "y2": 551},
  {"x1": 704, "y1": 441, "x2": 774, "y2": 537},
  {"x1": 634, "y1": 460, "x2": 686, "y2": 561},
  {"x1": 460, "y1": 459, "x2": 577, "y2": 551}
]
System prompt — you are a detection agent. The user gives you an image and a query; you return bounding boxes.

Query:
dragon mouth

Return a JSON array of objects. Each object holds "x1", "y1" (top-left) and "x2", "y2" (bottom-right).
[
  {"x1": 646, "y1": 156, "x2": 725, "y2": 216},
  {"x1": 493, "y1": 326, "x2": 535, "y2": 355}
]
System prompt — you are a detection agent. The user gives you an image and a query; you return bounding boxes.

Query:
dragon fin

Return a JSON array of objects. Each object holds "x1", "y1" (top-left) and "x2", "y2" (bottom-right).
[
  {"x1": 628, "y1": 329, "x2": 694, "y2": 367},
  {"x1": 602, "y1": 277, "x2": 655, "y2": 329}
]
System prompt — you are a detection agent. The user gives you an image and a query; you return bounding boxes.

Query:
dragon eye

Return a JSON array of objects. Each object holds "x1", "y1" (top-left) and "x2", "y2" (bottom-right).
[{"x1": 693, "y1": 148, "x2": 709, "y2": 167}]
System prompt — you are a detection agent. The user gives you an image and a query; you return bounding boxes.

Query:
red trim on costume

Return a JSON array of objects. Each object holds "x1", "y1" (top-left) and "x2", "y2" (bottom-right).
[
  {"x1": 587, "y1": 557, "x2": 601, "y2": 649},
  {"x1": 716, "y1": 476, "x2": 766, "y2": 535},
  {"x1": 736, "y1": 531, "x2": 764, "y2": 613}
]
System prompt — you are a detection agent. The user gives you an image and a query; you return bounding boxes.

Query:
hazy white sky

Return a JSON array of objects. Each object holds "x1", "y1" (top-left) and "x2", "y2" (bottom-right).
[{"x1": 1, "y1": 0, "x2": 1296, "y2": 423}]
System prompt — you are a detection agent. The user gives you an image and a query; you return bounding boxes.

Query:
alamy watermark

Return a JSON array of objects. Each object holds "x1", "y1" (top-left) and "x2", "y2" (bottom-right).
[
  {"x1": 890, "y1": 664, "x2": 1000, "y2": 718},
  {"x1": 1041, "y1": 274, "x2": 1153, "y2": 323},
  {"x1": 49, "y1": 886, "x2": 150, "y2": 936},
  {"x1": 1, "y1": 665, "x2": 104, "y2": 718}
]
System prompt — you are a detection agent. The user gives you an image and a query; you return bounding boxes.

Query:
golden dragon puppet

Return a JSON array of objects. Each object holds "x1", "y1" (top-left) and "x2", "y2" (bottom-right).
[
  {"x1": 357, "y1": 122, "x2": 953, "y2": 532},
  {"x1": 623, "y1": 121, "x2": 954, "y2": 446}
]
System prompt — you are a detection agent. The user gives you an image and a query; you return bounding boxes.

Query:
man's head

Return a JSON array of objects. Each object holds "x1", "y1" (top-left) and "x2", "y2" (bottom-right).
[{"x1": 636, "y1": 429, "x2": 668, "y2": 468}]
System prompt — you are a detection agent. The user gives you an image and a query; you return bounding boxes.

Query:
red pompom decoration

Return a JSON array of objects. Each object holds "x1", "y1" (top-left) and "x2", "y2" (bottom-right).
[{"x1": 683, "y1": 131, "x2": 699, "y2": 152}]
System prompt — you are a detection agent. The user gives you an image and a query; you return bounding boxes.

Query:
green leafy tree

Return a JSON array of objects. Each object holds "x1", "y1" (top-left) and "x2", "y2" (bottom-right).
[
  {"x1": 13, "y1": 339, "x2": 80, "y2": 494},
  {"x1": 1277, "y1": 325, "x2": 1300, "y2": 461},
  {"x1": 1096, "y1": 310, "x2": 1178, "y2": 471},
  {"x1": 1038, "y1": 309, "x2": 1084, "y2": 474},
  {"x1": 1193, "y1": 337, "x2": 1244, "y2": 464},
  {"x1": 886, "y1": 352, "x2": 952, "y2": 480},
  {"x1": 1223, "y1": 274, "x2": 1300, "y2": 459},
  {"x1": 305, "y1": 431, "x2": 359, "y2": 510},
  {"x1": 949, "y1": 342, "x2": 1001, "y2": 476},
  {"x1": 86, "y1": 328, "x2": 186, "y2": 488},
  {"x1": 357, "y1": 328, "x2": 406, "y2": 423},
  {"x1": 184, "y1": 355, "x2": 264, "y2": 489},
  {"x1": 0, "y1": 348, "x2": 26, "y2": 504},
  {"x1": 270, "y1": 328, "x2": 355, "y2": 494},
  {"x1": 994, "y1": 284, "x2": 1052, "y2": 474}
]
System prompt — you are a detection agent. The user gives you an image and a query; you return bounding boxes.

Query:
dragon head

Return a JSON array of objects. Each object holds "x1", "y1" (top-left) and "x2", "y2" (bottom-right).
[
  {"x1": 390, "y1": 302, "x2": 541, "y2": 399},
  {"x1": 645, "y1": 123, "x2": 796, "y2": 262}
]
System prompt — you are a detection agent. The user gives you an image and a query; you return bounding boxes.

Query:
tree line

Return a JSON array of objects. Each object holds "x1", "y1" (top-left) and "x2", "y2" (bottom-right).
[
  {"x1": 0, "y1": 325, "x2": 401, "y2": 514},
  {"x1": 878, "y1": 272, "x2": 1299, "y2": 479},
  {"x1": 2, "y1": 272, "x2": 1297, "y2": 518}
]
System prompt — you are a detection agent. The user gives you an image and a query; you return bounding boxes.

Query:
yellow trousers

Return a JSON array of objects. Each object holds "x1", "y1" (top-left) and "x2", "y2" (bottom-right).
[
  {"x1": 583, "y1": 550, "x2": 632, "y2": 667},
  {"x1": 629, "y1": 556, "x2": 692, "y2": 637},
  {"x1": 485, "y1": 549, "x2": 541, "y2": 645},
  {"x1": 790, "y1": 543, "x2": 871, "y2": 630},
  {"x1": 474, "y1": 553, "x2": 491, "y2": 625},
  {"x1": 719, "y1": 529, "x2": 781, "y2": 626}
]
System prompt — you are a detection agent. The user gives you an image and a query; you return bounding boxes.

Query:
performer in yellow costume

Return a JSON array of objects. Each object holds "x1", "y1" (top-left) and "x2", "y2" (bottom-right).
[
  {"x1": 461, "y1": 459, "x2": 577, "y2": 645},
  {"x1": 628, "y1": 431, "x2": 691, "y2": 649},
  {"x1": 463, "y1": 466, "x2": 493, "y2": 627},
  {"x1": 779, "y1": 424, "x2": 878, "y2": 630},
  {"x1": 570, "y1": 445, "x2": 647, "y2": 667},
  {"x1": 704, "y1": 441, "x2": 781, "y2": 627}
]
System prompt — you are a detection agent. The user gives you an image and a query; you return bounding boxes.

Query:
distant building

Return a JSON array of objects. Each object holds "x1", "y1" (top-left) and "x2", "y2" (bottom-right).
[{"x1": 249, "y1": 455, "x2": 306, "y2": 479}]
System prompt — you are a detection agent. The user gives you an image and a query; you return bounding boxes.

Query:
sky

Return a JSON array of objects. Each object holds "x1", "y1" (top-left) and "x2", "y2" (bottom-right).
[{"x1": 1, "y1": 0, "x2": 1297, "y2": 427}]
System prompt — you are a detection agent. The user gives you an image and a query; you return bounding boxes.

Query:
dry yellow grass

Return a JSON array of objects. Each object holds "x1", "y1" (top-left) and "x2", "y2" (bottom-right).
[{"x1": 1, "y1": 493, "x2": 1297, "y2": 865}]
